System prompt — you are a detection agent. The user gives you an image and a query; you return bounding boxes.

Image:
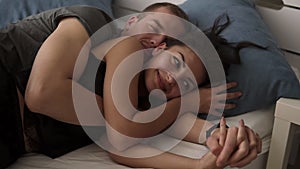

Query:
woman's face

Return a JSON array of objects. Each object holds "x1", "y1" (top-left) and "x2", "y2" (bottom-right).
[{"x1": 144, "y1": 45, "x2": 206, "y2": 100}]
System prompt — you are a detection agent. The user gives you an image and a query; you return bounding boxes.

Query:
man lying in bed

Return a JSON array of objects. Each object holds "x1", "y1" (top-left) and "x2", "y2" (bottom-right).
[{"x1": 0, "y1": 2, "x2": 258, "y2": 169}]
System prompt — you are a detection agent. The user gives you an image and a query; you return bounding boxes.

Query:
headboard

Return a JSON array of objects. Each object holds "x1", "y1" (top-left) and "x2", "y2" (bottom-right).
[{"x1": 255, "y1": 0, "x2": 300, "y2": 79}]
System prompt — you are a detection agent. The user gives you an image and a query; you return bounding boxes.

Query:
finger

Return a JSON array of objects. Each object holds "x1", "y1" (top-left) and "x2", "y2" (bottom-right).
[
  {"x1": 226, "y1": 120, "x2": 249, "y2": 164},
  {"x1": 216, "y1": 127, "x2": 238, "y2": 167},
  {"x1": 225, "y1": 91, "x2": 243, "y2": 100},
  {"x1": 214, "y1": 83, "x2": 228, "y2": 94},
  {"x1": 206, "y1": 134, "x2": 223, "y2": 156},
  {"x1": 214, "y1": 92, "x2": 240, "y2": 106},
  {"x1": 237, "y1": 120, "x2": 246, "y2": 145},
  {"x1": 214, "y1": 82, "x2": 238, "y2": 94},
  {"x1": 213, "y1": 82, "x2": 235, "y2": 95},
  {"x1": 219, "y1": 117, "x2": 227, "y2": 146},
  {"x1": 226, "y1": 82, "x2": 238, "y2": 90},
  {"x1": 215, "y1": 82, "x2": 237, "y2": 91},
  {"x1": 224, "y1": 103, "x2": 236, "y2": 110},
  {"x1": 227, "y1": 138, "x2": 249, "y2": 164},
  {"x1": 256, "y1": 133, "x2": 262, "y2": 154},
  {"x1": 214, "y1": 102, "x2": 236, "y2": 110},
  {"x1": 246, "y1": 128, "x2": 257, "y2": 150},
  {"x1": 230, "y1": 147, "x2": 258, "y2": 168},
  {"x1": 214, "y1": 91, "x2": 242, "y2": 103}
]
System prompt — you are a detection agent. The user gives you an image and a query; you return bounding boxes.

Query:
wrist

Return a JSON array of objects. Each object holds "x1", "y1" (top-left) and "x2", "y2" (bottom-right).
[
  {"x1": 198, "y1": 123, "x2": 214, "y2": 144},
  {"x1": 205, "y1": 123, "x2": 220, "y2": 139},
  {"x1": 197, "y1": 152, "x2": 219, "y2": 169},
  {"x1": 193, "y1": 159, "x2": 202, "y2": 169}
]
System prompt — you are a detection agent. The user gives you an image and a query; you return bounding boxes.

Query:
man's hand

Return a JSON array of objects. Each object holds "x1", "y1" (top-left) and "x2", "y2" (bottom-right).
[{"x1": 206, "y1": 118, "x2": 262, "y2": 168}]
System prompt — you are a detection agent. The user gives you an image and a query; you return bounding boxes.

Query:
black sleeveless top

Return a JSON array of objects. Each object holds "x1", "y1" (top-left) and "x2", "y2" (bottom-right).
[{"x1": 0, "y1": 6, "x2": 111, "y2": 158}]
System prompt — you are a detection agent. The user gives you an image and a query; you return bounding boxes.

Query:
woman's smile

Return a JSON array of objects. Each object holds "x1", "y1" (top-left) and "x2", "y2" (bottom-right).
[{"x1": 156, "y1": 70, "x2": 167, "y2": 91}]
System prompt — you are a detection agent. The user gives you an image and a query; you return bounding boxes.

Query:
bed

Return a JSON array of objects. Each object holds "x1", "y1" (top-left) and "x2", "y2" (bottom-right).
[
  {"x1": 7, "y1": 107, "x2": 274, "y2": 169},
  {"x1": 3, "y1": 0, "x2": 300, "y2": 169}
]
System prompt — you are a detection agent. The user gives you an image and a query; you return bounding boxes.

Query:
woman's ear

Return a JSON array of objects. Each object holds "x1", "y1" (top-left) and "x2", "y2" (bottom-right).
[
  {"x1": 124, "y1": 16, "x2": 138, "y2": 31},
  {"x1": 157, "y1": 42, "x2": 167, "y2": 49}
]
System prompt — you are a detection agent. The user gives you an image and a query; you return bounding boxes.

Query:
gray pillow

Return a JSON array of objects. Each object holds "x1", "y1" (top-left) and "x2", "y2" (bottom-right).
[
  {"x1": 180, "y1": 0, "x2": 300, "y2": 116},
  {"x1": 0, "y1": 0, "x2": 113, "y2": 29}
]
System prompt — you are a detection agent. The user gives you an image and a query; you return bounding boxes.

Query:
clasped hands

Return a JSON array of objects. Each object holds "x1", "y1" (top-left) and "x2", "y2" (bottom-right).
[
  {"x1": 198, "y1": 82, "x2": 261, "y2": 167},
  {"x1": 206, "y1": 117, "x2": 262, "y2": 168}
]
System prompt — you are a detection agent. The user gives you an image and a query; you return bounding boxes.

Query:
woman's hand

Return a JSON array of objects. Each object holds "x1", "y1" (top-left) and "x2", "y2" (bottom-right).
[
  {"x1": 198, "y1": 82, "x2": 242, "y2": 115},
  {"x1": 225, "y1": 120, "x2": 262, "y2": 168},
  {"x1": 206, "y1": 118, "x2": 262, "y2": 168}
]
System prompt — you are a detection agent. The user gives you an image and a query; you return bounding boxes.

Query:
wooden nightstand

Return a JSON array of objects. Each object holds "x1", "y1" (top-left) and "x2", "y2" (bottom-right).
[
  {"x1": 258, "y1": 2, "x2": 300, "y2": 167},
  {"x1": 266, "y1": 98, "x2": 300, "y2": 169}
]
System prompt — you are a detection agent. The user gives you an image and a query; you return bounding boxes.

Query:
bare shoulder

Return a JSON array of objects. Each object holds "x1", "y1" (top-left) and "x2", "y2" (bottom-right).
[
  {"x1": 55, "y1": 17, "x2": 90, "y2": 44},
  {"x1": 110, "y1": 36, "x2": 143, "y2": 54},
  {"x1": 105, "y1": 36, "x2": 144, "y2": 62}
]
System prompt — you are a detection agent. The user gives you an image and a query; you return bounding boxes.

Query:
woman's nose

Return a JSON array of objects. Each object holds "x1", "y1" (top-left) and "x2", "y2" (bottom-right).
[{"x1": 166, "y1": 72, "x2": 176, "y2": 86}]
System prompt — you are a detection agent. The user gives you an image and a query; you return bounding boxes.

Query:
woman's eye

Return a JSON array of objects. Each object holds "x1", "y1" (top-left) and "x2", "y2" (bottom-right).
[
  {"x1": 183, "y1": 80, "x2": 190, "y2": 91},
  {"x1": 173, "y1": 56, "x2": 180, "y2": 68}
]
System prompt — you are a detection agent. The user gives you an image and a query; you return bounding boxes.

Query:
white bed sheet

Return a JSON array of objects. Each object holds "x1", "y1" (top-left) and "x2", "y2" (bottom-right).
[{"x1": 8, "y1": 106, "x2": 274, "y2": 169}]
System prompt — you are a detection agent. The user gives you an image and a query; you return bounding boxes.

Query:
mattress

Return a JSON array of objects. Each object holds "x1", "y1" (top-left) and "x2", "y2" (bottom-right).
[{"x1": 8, "y1": 105, "x2": 275, "y2": 169}]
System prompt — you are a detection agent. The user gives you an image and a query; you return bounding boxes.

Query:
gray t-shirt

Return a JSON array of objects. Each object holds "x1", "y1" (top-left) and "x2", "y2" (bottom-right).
[
  {"x1": 0, "y1": 5, "x2": 112, "y2": 158},
  {"x1": 0, "y1": 5, "x2": 112, "y2": 94}
]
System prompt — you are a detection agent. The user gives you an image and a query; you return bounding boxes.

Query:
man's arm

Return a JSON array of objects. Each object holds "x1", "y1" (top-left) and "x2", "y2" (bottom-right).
[{"x1": 25, "y1": 17, "x2": 105, "y2": 125}]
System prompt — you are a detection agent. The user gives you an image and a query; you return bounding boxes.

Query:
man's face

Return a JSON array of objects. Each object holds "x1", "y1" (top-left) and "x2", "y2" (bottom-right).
[{"x1": 122, "y1": 10, "x2": 186, "y2": 49}]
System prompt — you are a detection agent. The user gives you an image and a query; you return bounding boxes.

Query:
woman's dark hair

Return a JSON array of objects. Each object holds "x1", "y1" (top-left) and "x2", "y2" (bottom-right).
[
  {"x1": 167, "y1": 13, "x2": 266, "y2": 74},
  {"x1": 165, "y1": 13, "x2": 267, "y2": 87},
  {"x1": 204, "y1": 13, "x2": 267, "y2": 72}
]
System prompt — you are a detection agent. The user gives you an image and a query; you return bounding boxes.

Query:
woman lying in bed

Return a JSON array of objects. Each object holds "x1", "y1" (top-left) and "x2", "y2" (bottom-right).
[
  {"x1": 0, "y1": 3, "x2": 260, "y2": 169},
  {"x1": 92, "y1": 35, "x2": 262, "y2": 168}
]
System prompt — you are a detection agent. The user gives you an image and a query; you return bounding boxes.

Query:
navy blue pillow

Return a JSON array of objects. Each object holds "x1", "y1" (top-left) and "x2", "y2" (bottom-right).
[
  {"x1": 0, "y1": 0, "x2": 113, "y2": 29},
  {"x1": 180, "y1": 0, "x2": 300, "y2": 116}
]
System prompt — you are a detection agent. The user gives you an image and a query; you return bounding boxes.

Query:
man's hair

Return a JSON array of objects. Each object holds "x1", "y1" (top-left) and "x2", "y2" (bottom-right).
[{"x1": 142, "y1": 2, "x2": 189, "y2": 21}]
